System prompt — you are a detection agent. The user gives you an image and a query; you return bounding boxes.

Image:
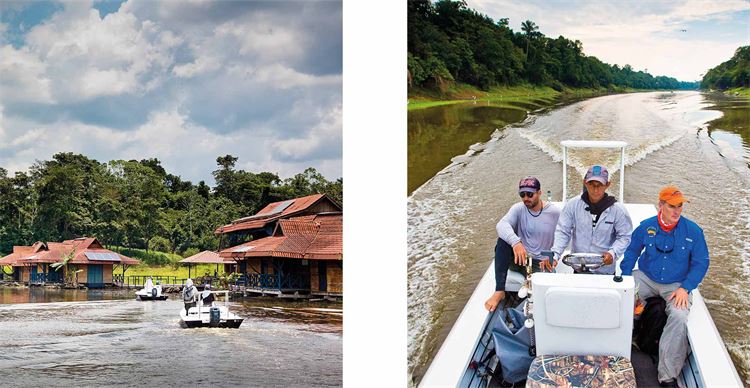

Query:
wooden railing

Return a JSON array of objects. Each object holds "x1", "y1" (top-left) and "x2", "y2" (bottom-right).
[
  {"x1": 30, "y1": 272, "x2": 63, "y2": 283},
  {"x1": 114, "y1": 275, "x2": 185, "y2": 287},
  {"x1": 241, "y1": 273, "x2": 310, "y2": 290}
]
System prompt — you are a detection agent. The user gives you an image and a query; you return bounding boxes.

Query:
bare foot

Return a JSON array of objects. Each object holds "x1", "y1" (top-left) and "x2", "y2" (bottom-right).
[{"x1": 484, "y1": 291, "x2": 505, "y2": 312}]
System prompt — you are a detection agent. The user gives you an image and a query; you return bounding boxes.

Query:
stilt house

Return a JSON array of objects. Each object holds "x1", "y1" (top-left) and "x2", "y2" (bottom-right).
[
  {"x1": 216, "y1": 194, "x2": 343, "y2": 297},
  {"x1": 0, "y1": 237, "x2": 139, "y2": 288}
]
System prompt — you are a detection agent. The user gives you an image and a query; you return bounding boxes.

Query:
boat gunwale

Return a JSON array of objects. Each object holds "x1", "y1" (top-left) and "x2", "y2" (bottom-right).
[{"x1": 419, "y1": 202, "x2": 743, "y2": 388}]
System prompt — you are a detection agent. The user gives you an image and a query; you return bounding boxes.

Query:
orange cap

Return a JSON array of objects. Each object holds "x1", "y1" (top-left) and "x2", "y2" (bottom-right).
[{"x1": 659, "y1": 185, "x2": 689, "y2": 205}]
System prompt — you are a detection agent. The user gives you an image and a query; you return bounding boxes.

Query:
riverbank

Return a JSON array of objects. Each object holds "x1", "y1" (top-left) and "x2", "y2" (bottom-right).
[
  {"x1": 407, "y1": 83, "x2": 636, "y2": 111},
  {"x1": 721, "y1": 87, "x2": 750, "y2": 97}
]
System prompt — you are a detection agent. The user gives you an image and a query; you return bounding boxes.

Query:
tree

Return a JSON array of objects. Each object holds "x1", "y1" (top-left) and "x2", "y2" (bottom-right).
[
  {"x1": 51, "y1": 249, "x2": 82, "y2": 288},
  {"x1": 0, "y1": 153, "x2": 341, "y2": 258},
  {"x1": 521, "y1": 20, "x2": 538, "y2": 62}
]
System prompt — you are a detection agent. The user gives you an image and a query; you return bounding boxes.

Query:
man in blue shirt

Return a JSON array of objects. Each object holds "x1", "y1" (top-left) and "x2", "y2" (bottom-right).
[{"x1": 620, "y1": 186, "x2": 709, "y2": 387}]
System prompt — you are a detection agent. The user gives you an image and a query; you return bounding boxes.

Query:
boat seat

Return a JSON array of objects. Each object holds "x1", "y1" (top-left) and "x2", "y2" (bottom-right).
[
  {"x1": 526, "y1": 354, "x2": 636, "y2": 387},
  {"x1": 531, "y1": 273, "x2": 634, "y2": 359},
  {"x1": 505, "y1": 269, "x2": 525, "y2": 292}
]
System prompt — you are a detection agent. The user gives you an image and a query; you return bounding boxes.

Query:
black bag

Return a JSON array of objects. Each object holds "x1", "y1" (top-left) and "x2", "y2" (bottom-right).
[{"x1": 634, "y1": 296, "x2": 667, "y2": 356}]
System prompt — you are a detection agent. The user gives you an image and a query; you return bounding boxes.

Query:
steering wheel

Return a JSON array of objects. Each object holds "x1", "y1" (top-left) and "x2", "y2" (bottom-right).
[{"x1": 561, "y1": 253, "x2": 606, "y2": 273}]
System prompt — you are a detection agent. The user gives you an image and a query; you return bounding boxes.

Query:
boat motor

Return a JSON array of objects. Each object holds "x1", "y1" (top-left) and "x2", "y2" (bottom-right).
[
  {"x1": 151, "y1": 288, "x2": 158, "y2": 298},
  {"x1": 209, "y1": 306, "x2": 221, "y2": 327}
]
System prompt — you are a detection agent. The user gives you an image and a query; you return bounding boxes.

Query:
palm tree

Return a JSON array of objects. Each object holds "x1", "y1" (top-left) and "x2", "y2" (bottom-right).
[
  {"x1": 51, "y1": 250, "x2": 82, "y2": 287},
  {"x1": 521, "y1": 20, "x2": 538, "y2": 62}
]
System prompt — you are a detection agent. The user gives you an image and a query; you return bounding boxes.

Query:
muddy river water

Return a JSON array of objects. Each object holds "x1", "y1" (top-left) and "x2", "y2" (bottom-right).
[{"x1": 0, "y1": 287, "x2": 342, "y2": 386}]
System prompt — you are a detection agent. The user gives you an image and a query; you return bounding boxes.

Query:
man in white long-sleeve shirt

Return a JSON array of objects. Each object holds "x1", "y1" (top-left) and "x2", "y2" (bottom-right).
[
  {"x1": 485, "y1": 176, "x2": 561, "y2": 311},
  {"x1": 550, "y1": 165, "x2": 633, "y2": 274}
]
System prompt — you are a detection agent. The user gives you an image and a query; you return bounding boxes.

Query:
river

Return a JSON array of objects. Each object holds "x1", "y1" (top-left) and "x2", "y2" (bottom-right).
[
  {"x1": 407, "y1": 91, "x2": 750, "y2": 385},
  {"x1": 0, "y1": 287, "x2": 342, "y2": 386}
]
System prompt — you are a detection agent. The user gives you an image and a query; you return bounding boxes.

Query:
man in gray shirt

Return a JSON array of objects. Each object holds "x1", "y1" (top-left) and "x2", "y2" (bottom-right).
[
  {"x1": 550, "y1": 165, "x2": 632, "y2": 274},
  {"x1": 485, "y1": 176, "x2": 561, "y2": 311}
]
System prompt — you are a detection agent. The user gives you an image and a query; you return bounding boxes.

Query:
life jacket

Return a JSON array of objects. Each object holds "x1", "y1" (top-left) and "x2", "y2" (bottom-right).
[{"x1": 634, "y1": 296, "x2": 667, "y2": 356}]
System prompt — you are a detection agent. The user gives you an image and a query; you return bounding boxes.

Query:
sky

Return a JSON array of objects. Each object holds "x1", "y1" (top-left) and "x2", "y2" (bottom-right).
[
  {"x1": 0, "y1": 0, "x2": 342, "y2": 185},
  {"x1": 469, "y1": 0, "x2": 750, "y2": 82}
]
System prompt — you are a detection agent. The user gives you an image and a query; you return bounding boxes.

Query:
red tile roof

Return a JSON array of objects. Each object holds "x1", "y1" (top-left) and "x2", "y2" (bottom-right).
[
  {"x1": 214, "y1": 194, "x2": 339, "y2": 234},
  {"x1": 0, "y1": 237, "x2": 140, "y2": 266},
  {"x1": 306, "y1": 215, "x2": 343, "y2": 260},
  {"x1": 218, "y1": 213, "x2": 342, "y2": 261},
  {"x1": 179, "y1": 250, "x2": 225, "y2": 264},
  {"x1": 220, "y1": 236, "x2": 288, "y2": 260},
  {"x1": 0, "y1": 251, "x2": 32, "y2": 265}
]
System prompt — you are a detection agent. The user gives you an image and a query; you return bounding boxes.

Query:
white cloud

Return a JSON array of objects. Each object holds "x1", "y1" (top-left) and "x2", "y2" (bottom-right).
[
  {"x1": 172, "y1": 55, "x2": 221, "y2": 78},
  {"x1": 243, "y1": 64, "x2": 342, "y2": 89},
  {"x1": 669, "y1": 0, "x2": 750, "y2": 21},
  {"x1": 0, "y1": 104, "x2": 5, "y2": 143},
  {"x1": 0, "y1": 22, "x2": 8, "y2": 42},
  {"x1": 0, "y1": 45, "x2": 54, "y2": 103},
  {"x1": 21, "y1": 3, "x2": 178, "y2": 102},
  {"x1": 215, "y1": 19, "x2": 303, "y2": 63},
  {"x1": 271, "y1": 103, "x2": 342, "y2": 160},
  {"x1": 0, "y1": 1, "x2": 342, "y2": 183}
]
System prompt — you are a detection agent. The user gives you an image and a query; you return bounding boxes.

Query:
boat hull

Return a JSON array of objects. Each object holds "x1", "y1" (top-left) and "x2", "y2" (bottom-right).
[
  {"x1": 180, "y1": 318, "x2": 244, "y2": 329},
  {"x1": 136, "y1": 294, "x2": 168, "y2": 301}
]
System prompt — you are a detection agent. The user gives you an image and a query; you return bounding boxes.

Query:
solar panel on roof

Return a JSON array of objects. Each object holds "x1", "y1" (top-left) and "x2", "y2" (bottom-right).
[
  {"x1": 85, "y1": 252, "x2": 121, "y2": 262},
  {"x1": 233, "y1": 246, "x2": 254, "y2": 253},
  {"x1": 265, "y1": 199, "x2": 294, "y2": 216}
]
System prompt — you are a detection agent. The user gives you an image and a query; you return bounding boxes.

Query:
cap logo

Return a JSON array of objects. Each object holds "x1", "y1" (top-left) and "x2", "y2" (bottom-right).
[
  {"x1": 520, "y1": 178, "x2": 535, "y2": 187},
  {"x1": 592, "y1": 166, "x2": 602, "y2": 176}
]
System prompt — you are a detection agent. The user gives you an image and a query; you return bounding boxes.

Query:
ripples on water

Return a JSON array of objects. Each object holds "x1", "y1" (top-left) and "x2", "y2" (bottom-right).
[
  {"x1": 407, "y1": 91, "x2": 750, "y2": 385},
  {"x1": 0, "y1": 289, "x2": 342, "y2": 387}
]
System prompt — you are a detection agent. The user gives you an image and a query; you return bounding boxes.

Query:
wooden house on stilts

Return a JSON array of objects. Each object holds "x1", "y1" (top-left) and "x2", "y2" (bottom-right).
[
  {"x1": 216, "y1": 194, "x2": 342, "y2": 298},
  {"x1": 0, "y1": 237, "x2": 140, "y2": 288}
]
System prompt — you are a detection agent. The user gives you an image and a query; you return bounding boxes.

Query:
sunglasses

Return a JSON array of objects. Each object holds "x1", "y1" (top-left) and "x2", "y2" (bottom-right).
[{"x1": 519, "y1": 192, "x2": 536, "y2": 198}]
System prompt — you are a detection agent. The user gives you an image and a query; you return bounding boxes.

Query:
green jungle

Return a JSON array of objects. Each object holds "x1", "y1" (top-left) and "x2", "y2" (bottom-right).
[
  {"x1": 408, "y1": 0, "x2": 748, "y2": 103},
  {"x1": 0, "y1": 154, "x2": 342, "y2": 264}
]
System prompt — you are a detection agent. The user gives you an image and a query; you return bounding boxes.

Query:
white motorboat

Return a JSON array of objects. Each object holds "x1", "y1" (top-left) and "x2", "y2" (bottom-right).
[
  {"x1": 179, "y1": 290, "x2": 244, "y2": 329},
  {"x1": 135, "y1": 278, "x2": 168, "y2": 301},
  {"x1": 419, "y1": 141, "x2": 742, "y2": 387}
]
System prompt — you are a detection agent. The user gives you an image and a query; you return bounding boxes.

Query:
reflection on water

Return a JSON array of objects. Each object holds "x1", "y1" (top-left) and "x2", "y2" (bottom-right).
[
  {"x1": 0, "y1": 287, "x2": 133, "y2": 304},
  {"x1": 705, "y1": 94, "x2": 750, "y2": 169},
  {"x1": 0, "y1": 288, "x2": 342, "y2": 387},
  {"x1": 408, "y1": 91, "x2": 750, "y2": 385},
  {"x1": 408, "y1": 103, "x2": 527, "y2": 194}
]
